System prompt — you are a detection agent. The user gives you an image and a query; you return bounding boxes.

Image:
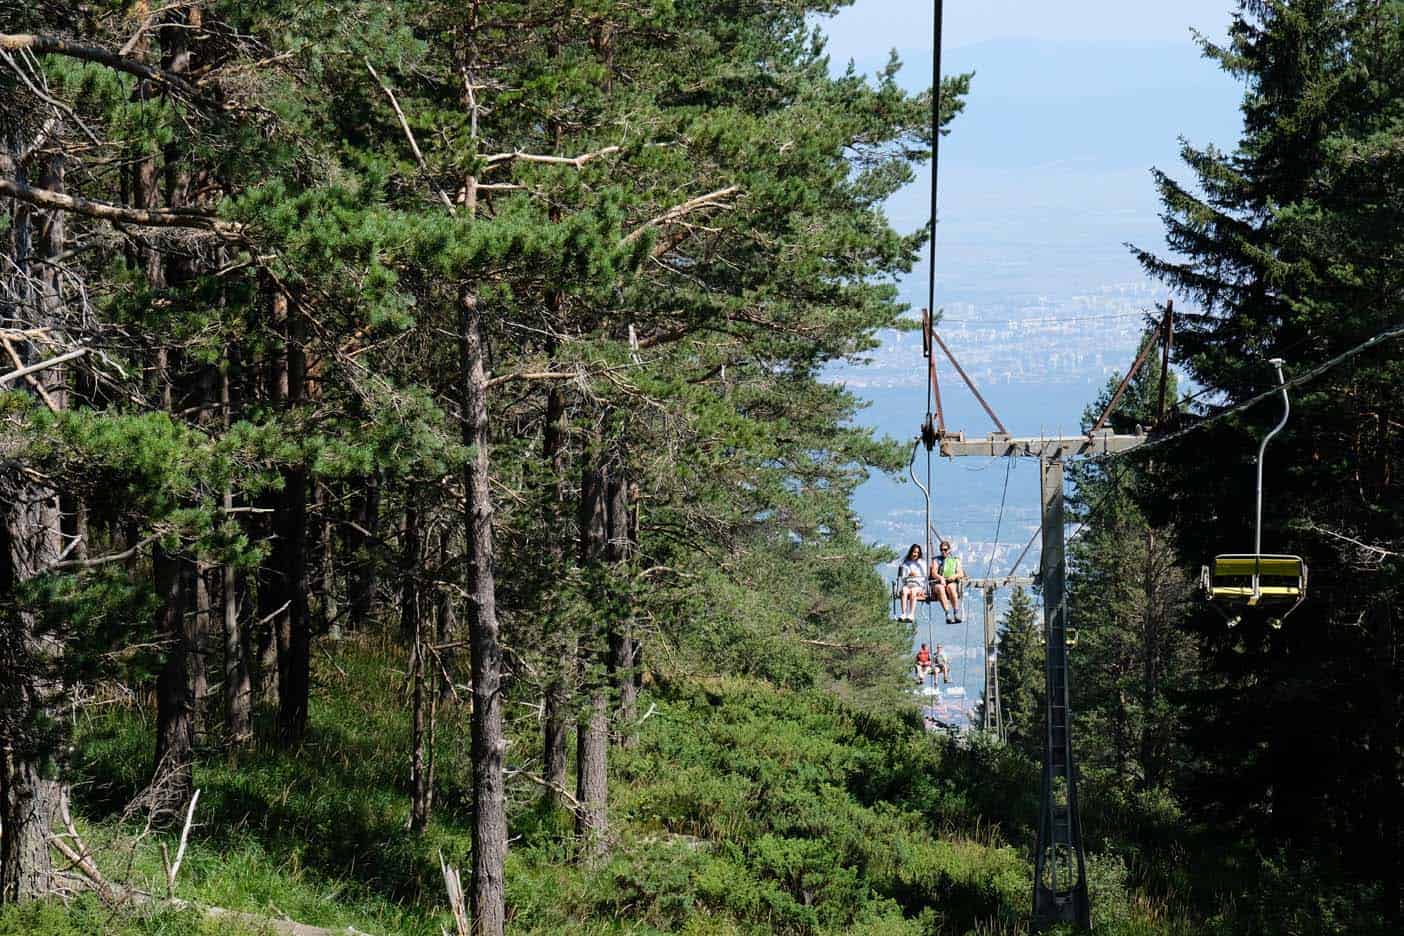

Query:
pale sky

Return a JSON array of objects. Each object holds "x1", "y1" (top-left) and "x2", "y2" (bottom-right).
[{"x1": 822, "y1": 0, "x2": 1237, "y2": 62}]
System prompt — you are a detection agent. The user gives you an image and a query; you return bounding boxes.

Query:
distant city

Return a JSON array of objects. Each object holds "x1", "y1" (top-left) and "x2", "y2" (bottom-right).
[
  {"x1": 831, "y1": 277, "x2": 1179, "y2": 705},
  {"x1": 836, "y1": 279, "x2": 1169, "y2": 390}
]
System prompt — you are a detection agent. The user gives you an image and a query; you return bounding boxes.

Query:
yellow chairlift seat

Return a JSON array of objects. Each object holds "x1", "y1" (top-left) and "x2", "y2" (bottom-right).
[{"x1": 1201, "y1": 554, "x2": 1308, "y2": 605}]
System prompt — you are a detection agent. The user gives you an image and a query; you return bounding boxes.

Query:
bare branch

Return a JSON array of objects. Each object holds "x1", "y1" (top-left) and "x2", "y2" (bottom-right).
[
  {"x1": 481, "y1": 145, "x2": 621, "y2": 169},
  {"x1": 0, "y1": 179, "x2": 241, "y2": 235},
  {"x1": 504, "y1": 768, "x2": 583, "y2": 810},
  {"x1": 1296, "y1": 521, "x2": 1399, "y2": 561},
  {"x1": 49, "y1": 533, "x2": 160, "y2": 571},
  {"x1": 364, "y1": 59, "x2": 456, "y2": 214},
  {"x1": 0, "y1": 335, "x2": 62, "y2": 410},
  {"x1": 0, "y1": 33, "x2": 200, "y2": 98},
  {"x1": 0, "y1": 346, "x2": 87, "y2": 388},
  {"x1": 164, "y1": 789, "x2": 200, "y2": 898},
  {"x1": 623, "y1": 185, "x2": 740, "y2": 249},
  {"x1": 483, "y1": 369, "x2": 578, "y2": 389}
]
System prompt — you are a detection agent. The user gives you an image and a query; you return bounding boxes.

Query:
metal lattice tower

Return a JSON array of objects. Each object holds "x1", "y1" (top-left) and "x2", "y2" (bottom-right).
[
  {"x1": 938, "y1": 431, "x2": 1148, "y2": 930},
  {"x1": 1032, "y1": 456, "x2": 1089, "y2": 927}
]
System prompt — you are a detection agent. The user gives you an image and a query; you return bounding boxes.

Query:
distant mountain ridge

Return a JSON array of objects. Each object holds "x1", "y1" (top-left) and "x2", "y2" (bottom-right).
[{"x1": 837, "y1": 38, "x2": 1245, "y2": 170}]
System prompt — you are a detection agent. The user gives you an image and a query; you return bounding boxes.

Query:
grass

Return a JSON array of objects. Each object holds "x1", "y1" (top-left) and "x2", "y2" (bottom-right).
[{"x1": 3, "y1": 640, "x2": 1207, "y2": 935}]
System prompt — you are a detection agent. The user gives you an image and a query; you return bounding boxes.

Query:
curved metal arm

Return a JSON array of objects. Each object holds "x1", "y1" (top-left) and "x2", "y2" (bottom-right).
[
  {"x1": 909, "y1": 438, "x2": 932, "y2": 559},
  {"x1": 908, "y1": 437, "x2": 942, "y2": 557},
  {"x1": 1255, "y1": 359, "x2": 1290, "y2": 557}
]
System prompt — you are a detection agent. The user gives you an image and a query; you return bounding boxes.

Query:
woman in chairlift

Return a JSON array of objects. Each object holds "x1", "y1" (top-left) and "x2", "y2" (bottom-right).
[
  {"x1": 929, "y1": 540, "x2": 964, "y2": 624},
  {"x1": 896, "y1": 544, "x2": 927, "y2": 622}
]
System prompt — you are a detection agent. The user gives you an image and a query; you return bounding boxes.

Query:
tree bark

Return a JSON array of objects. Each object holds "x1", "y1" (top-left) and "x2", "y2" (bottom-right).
[
  {"x1": 275, "y1": 464, "x2": 309, "y2": 744},
  {"x1": 152, "y1": 545, "x2": 194, "y2": 813},
  {"x1": 435, "y1": 527, "x2": 459, "y2": 704},
  {"x1": 221, "y1": 348, "x2": 252, "y2": 745},
  {"x1": 575, "y1": 691, "x2": 609, "y2": 853},
  {"x1": 1372, "y1": 600, "x2": 1399, "y2": 921},
  {"x1": 346, "y1": 474, "x2": 380, "y2": 632},
  {"x1": 606, "y1": 468, "x2": 637, "y2": 749},
  {"x1": 275, "y1": 293, "x2": 310, "y2": 745},
  {"x1": 459, "y1": 289, "x2": 505, "y2": 936},
  {"x1": 575, "y1": 435, "x2": 610, "y2": 850},
  {"x1": 0, "y1": 122, "x2": 68, "y2": 907},
  {"x1": 318, "y1": 484, "x2": 338, "y2": 639},
  {"x1": 403, "y1": 500, "x2": 432, "y2": 831},
  {"x1": 541, "y1": 383, "x2": 571, "y2": 798}
]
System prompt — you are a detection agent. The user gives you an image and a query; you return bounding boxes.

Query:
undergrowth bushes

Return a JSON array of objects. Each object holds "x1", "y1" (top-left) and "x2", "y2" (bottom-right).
[{"x1": 3, "y1": 643, "x2": 1202, "y2": 935}]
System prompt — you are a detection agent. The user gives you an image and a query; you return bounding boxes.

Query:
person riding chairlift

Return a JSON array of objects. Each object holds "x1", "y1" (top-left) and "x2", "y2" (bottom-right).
[
  {"x1": 929, "y1": 540, "x2": 964, "y2": 624},
  {"x1": 932, "y1": 643, "x2": 951, "y2": 684},
  {"x1": 897, "y1": 543, "x2": 926, "y2": 622},
  {"x1": 914, "y1": 642, "x2": 933, "y2": 678}
]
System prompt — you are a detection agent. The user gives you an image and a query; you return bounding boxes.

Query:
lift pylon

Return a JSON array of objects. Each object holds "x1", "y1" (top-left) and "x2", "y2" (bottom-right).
[
  {"x1": 963, "y1": 576, "x2": 1034, "y2": 738},
  {"x1": 937, "y1": 433, "x2": 1147, "y2": 931}
]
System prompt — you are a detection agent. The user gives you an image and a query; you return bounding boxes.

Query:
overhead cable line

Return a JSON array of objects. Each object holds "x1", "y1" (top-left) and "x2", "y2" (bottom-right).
[
  {"x1": 1105, "y1": 320, "x2": 1404, "y2": 462},
  {"x1": 985, "y1": 459, "x2": 1012, "y2": 579}
]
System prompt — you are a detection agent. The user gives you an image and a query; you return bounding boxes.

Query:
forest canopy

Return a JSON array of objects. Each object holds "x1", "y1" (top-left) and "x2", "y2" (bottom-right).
[{"x1": 1, "y1": 1, "x2": 1399, "y2": 934}]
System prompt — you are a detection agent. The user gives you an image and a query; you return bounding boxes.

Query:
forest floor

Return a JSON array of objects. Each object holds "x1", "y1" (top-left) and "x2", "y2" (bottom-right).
[{"x1": 0, "y1": 639, "x2": 1201, "y2": 935}]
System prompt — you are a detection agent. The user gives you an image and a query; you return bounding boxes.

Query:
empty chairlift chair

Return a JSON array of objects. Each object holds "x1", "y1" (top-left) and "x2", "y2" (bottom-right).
[{"x1": 1201, "y1": 359, "x2": 1308, "y2": 627}]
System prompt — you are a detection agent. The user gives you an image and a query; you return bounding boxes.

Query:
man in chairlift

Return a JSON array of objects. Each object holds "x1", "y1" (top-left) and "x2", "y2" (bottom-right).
[
  {"x1": 929, "y1": 540, "x2": 965, "y2": 624},
  {"x1": 932, "y1": 643, "x2": 951, "y2": 684}
]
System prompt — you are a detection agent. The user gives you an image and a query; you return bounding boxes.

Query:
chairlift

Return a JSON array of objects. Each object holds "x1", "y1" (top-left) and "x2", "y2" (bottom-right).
[{"x1": 1201, "y1": 359, "x2": 1308, "y2": 627}]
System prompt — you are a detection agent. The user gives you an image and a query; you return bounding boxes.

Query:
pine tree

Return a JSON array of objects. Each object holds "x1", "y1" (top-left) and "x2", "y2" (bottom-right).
[
  {"x1": 1132, "y1": 0, "x2": 1402, "y2": 920},
  {"x1": 996, "y1": 587, "x2": 1043, "y2": 759}
]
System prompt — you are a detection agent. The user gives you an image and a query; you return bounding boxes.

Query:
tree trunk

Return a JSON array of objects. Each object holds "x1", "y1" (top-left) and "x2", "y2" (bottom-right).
[
  {"x1": 0, "y1": 124, "x2": 69, "y2": 907},
  {"x1": 1139, "y1": 526, "x2": 1157, "y2": 791},
  {"x1": 575, "y1": 691, "x2": 609, "y2": 853},
  {"x1": 541, "y1": 384, "x2": 571, "y2": 798},
  {"x1": 276, "y1": 465, "x2": 309, "y2": 744},
  {"x1": 152, "y1": 546, "x2": 194, "y2": 813},
  {"x1": 192, "y1": 564, "x2": 212, "y2": 739},
  {"x1": 318, "y1": 484, "x2": 339, "y2": 639},
  {"x1": 221, "y1": 350, "x2": 252, "y2": 745},
  {"x1": 400, "y1": 505, "x2": 423, "y2": 641},
  {"x1": 1372, "y1": 600, "x2": 1399, "y2": 921},
  {"x1": 0, "y1": 486, "x2": 66, "y2": 902},
  {"x1": 606, "y1": 468, "x2": 637, "y2": 749},
  {"x1": 347, "y1": 474, "x2": 380, "y2": 632},
  {"x1": 403, "y1": 501, "x2": 432, "y2": 831},
  {"x1": 276, "y1": 294, "x2": 310, "y2": 745},
  {"x1": 575, "y1": 436, "x2": 610, "y2": 850},
  {"x1": 128, "y1": 71, "x2": 195, "y2": 807},
  {"x1": 459, "y1": 289, "x2": 505, "y2": 936},
  {"x1": 435, "y1": 527, "x2": 459, "y2": 704},
  {"x1": 408, "y1": 553, "x2": 432, "y2": 832}
]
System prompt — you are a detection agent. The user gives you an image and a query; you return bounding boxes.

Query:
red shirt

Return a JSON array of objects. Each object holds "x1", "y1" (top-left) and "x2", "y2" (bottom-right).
[{"x1": 915, "y1": 649, "x2": 931, "y2": 665}]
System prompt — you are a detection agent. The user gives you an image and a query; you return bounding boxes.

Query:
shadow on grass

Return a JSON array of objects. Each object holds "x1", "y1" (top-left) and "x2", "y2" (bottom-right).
[{"x1": 71, "y1": 643, "x2": 474, "y2": 907}]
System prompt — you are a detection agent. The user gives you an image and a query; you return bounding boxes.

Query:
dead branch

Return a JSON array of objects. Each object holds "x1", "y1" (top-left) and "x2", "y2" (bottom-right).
[
  {"x1": 49, "y1": 534, "x2": 160, "y2": 571},
  {"x1": 1296, "y1": 521, "x2": 1399, "y2": 561},
  {"x1": 0, "y1": 346, "x2": 87, "y2": 389},
  {"x1": 798, "y1": 637, "x2": 889, "y2": 653},
  {"x1": 623, "y1": 185, "x2": 740, "y2": 248},
  {"x1": 481, "y1": 145, "x2": 621, "y2": 169},
  {"x1": 364, "y1": 59, "x2": 456, "y2": 214},
  {"x1": 0, "y1": 179, "x2": 241, "y2": 235},
  {"x1": 482, "y1": 369, "x2": 578, "y2": 389},
  {"x1": 0, "y1": 33, "x2": 201, "y2": 98},
  {"x1": 504, "y1": 768, "x2": 583, "y2": 811},
  {"x1": 439, "y1": 851, "x2": 471, "y2": 936},
  {"x1": 162, "y1": 789, "x2": 200, "y2": 898},
  {"x1": 0, "y1": 335, "x2": 62, "y2": 410},
  {"x1": 49, "y1": 793, "x2": 119, "y2": 904}
]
